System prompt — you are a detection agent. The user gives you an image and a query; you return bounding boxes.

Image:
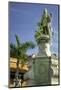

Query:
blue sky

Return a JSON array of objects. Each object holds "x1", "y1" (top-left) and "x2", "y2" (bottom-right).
[{"x1": 9, "y1": 2, "x2": 59, "y2": 55}]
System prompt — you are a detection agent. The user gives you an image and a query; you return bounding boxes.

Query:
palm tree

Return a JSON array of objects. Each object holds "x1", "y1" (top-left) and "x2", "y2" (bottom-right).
[{"x1": 10, "y1": 35, "x2": 35, "y2": 87}]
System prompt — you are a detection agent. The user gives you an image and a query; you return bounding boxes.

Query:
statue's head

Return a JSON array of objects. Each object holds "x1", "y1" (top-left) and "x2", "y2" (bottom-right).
[{"x1": 44, "y1": 8, "x2": 48, "y2": 17}]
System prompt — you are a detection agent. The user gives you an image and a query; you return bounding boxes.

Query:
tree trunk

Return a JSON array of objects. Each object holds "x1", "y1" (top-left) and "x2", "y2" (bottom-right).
[{"x1": 15, "y1": 60, "x2": 19, "y2": 87}]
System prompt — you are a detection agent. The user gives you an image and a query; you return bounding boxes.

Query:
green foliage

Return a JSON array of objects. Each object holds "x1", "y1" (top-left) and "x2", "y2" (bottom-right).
[
  {"x1": 10, "y1": 35, "x2": 35, "y2": 87},
  {"x1": 10, "y1": 43, "x2": 18, "y2": 58},
  {"x1": 10, "y1": 35, "x2": 35, "y2": 64},
  {"x1": 21, "y1": 41, "x2": 35, "y2": 53},
  {"x1": 15, "y1": 35, "x2": 21, "y2": 47}
]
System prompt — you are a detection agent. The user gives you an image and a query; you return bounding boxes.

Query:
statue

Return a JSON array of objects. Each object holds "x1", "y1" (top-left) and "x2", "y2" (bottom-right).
[
  {"x1": 33, "y1": 9, "x2": 53, "y2": 85},
  {"x1": 35, "y1": 8, "x2": 53, "y2": 56},
  {"x1": 35, "y1": 8, "x2": 52, "y2": 44}
]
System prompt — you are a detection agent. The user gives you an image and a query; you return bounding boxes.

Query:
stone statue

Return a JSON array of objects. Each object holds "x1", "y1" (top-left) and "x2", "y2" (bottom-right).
[
  {"x1": 35, "y1": 8, "x2": 52, "y2": 44},
  {"x1": 35, "y1": 8, "x2": 52, "y2": 57},
  {"x1": 41, "y1": 8, "x2": 52, "y2": 38}
]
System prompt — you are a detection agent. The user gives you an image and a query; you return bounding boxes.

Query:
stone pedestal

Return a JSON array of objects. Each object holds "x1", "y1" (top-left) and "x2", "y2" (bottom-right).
[
  {"x1": 33, "y1": 56, "x2": 51, "y2": 85},
  {"x1": 33, "y1": 35, "x2": 52, "y2": 85},
  {"x1": 37, "y1": 35, "x2": 51, "y2": 57}
]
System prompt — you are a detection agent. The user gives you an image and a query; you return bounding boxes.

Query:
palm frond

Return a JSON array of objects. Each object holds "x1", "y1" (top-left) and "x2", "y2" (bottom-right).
[
  {"x1": 20, "y1": 41, "x2": 35, "y2": 53},
  {"x1": 15, "y1": 35, "x2": 21, "y2": 47},
  {"x1": 10, "y1": 34, "x2": 35, "y2": 63},
  {"x1": 10, "y1": 43, "x2": 17, "y2": 58}
]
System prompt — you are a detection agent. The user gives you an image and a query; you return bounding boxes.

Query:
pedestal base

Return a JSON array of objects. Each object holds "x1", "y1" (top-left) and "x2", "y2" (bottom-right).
[{"x1": 33, "y1": 56, "x2": 51, "y2": 85}]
